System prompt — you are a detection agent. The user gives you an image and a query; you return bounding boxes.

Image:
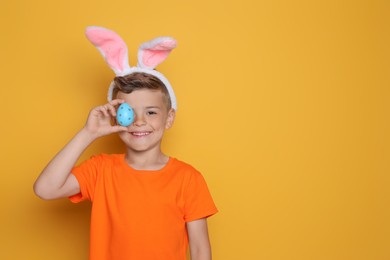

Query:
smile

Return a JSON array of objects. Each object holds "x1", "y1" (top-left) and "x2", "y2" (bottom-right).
[{"x1": 130, "y1": 131, "x2": 152, "y2": 137}]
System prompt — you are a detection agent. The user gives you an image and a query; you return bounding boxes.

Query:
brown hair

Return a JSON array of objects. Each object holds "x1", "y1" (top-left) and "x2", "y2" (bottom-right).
[{"x1": 113, "y1": 72, "x2": 172, "y2": 110}]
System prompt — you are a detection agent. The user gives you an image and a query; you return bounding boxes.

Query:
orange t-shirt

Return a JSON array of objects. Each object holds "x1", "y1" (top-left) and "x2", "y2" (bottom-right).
[{"x1": 69, "y1": 154, "x2": 218, "y2": 260}]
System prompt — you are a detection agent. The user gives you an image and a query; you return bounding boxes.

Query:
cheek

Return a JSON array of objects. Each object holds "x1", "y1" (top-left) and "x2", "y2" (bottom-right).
[{"x1": 153, "y1": 117, "x2": 169, "y2": 130}]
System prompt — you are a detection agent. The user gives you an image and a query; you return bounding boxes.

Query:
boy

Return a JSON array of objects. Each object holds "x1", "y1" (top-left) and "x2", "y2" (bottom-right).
[{"x1": 33, "y1": 27, "x2": 217, "y2": 260}]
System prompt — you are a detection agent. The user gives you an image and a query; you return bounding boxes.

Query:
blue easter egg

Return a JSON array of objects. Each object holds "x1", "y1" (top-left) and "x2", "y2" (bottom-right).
[{"x1": 116, "y1": 103, "x2": 134, "y2": 127}]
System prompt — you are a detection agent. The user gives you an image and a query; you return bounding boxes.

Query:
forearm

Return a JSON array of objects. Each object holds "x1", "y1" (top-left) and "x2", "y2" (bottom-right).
[
  {"x1": 190, "y1": 246, "x2": 212, "y2": 260},
  {"x1": 34, "y1": 99, "x2": 127, "y2": 200},
  {"x1": 33, "y1": 128, "x2": 95, "y2": 199},
  {"x1": 187, "y1": 219, "x2": 212, "y2": 260}
]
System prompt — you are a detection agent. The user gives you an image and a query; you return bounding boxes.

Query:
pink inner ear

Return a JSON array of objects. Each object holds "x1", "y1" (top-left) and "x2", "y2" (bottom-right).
[
  {"x1": 142, "y1": 50, "x2": 170, "y2": 68},
  {"x1": 86, "y1": 29, "x2": 127, "y2": 72},
  {"x1": 150, "y1": 40, "x2": 177, "y2": 50},
  {"x1": 141, "y1": 40, "x2": 176, "y2": 68}
]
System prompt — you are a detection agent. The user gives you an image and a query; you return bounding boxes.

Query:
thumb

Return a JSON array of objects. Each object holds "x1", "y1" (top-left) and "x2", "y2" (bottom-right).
[{"x1": 111, "y1": 125, "x2": 128, "y2": 133}]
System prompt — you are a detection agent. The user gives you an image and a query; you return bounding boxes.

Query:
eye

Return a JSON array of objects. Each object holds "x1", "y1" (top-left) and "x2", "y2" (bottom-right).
[{"x1": 147, "y1": 111, "x2": 157, "y2": 115}]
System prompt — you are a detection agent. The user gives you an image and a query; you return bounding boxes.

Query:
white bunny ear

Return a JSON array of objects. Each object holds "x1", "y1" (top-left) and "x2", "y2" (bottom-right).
[
  {"x1": 85, "y1": 26, "x2": 131, "y2": 76},
  {"x1": 137, "y1": 37, "x2": 177, "y2": 69}
]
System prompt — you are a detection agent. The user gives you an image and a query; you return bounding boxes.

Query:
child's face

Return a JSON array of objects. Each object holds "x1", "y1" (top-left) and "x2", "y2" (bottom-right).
[{"x1": 116, "y1": 89, "x2": 175, "y2": 153}]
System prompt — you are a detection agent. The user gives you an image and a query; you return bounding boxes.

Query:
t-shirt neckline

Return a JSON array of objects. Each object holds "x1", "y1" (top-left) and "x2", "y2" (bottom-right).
[{"x1": 119, "y1": 154, "x2": 175, "y2": 175}]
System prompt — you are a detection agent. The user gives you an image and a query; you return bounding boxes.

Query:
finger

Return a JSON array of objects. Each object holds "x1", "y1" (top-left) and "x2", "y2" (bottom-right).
[
  {"x1": 108, "y1": 99, "x2": 126, "y2": 116},
  {"x1": 104, "y1": 103, "x2": 117, "y2": 117},
  {"x1": 97, "y1": 105, "x2": 110, "y2": 118},
  {"x1": 110, "y1": 99, "x2": 125, "y2": 107}
]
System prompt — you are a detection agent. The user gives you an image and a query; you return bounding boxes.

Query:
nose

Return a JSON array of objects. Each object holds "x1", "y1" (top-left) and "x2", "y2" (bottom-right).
[{"x1": 132, "y1": 114, "x2": 146, "y2": 127}]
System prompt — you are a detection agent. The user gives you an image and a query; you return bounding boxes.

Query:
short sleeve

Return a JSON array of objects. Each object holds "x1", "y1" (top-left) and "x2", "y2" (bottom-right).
[
  {"x1": 183, "y1": 171, "x2": 218, "y2": 222},
  {"x1": 68, "y1": 155, "x2": 102, "y2": 203}
]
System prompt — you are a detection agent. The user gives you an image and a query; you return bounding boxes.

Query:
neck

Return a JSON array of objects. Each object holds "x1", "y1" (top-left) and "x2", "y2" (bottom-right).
[{"x1": 124, "y1": 148, "x2": 169, "y2": 171}]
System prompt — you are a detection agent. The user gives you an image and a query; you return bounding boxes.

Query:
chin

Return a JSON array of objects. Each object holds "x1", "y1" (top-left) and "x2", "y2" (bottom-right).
[
  {"x1": 120, "y1": 134, "x2": 163, "y2": 151},
  {"x1": 129, "y1": 146, "x2": 151, "y2": 152}
]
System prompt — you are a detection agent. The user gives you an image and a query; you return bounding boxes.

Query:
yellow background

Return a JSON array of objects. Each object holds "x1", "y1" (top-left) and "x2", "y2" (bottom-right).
[{"x1": 0, "y1": 0, "x2": 389, "y2": 259}]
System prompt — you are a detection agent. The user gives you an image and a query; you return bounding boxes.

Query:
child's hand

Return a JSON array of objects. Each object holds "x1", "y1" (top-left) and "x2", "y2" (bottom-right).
[{"x1": 84, "y1": 99, "x2": 128, "y2": 139}]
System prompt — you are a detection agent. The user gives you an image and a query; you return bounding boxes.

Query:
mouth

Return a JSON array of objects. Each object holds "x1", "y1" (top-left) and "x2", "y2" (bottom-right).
[{"x1": 130, "y1": 131, "x2": 152, "y2": 137}]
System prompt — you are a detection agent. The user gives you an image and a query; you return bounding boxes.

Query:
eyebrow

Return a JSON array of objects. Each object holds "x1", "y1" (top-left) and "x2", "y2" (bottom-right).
[{"x1": 145, "y1": 106, "x2": 162, "y2": 109}]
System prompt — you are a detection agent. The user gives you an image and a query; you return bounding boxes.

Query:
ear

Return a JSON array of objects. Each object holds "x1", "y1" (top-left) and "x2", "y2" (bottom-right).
[
  {"x1": 85, "y1": 26, "x2": 131, "y2": 76},
  {"x1": 137, "y1": 37, "x2": 177, "y2": 69},
  {"x1": 165, "y1": 109, "x2": 176, "y2": 129}
]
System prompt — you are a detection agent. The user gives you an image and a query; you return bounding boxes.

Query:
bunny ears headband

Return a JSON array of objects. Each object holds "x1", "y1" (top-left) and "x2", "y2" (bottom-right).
[{"x1": 85, "y1": 26, "x2": 178, "y2": 110}]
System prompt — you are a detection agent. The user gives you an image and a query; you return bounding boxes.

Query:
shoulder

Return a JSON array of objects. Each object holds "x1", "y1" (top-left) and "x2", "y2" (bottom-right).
[
  {"x1": 90, "y1": 153, "x2": 123, "y2": 160},
  {"x1": 170, "y1": 158, "x2": 204, "y2": 180},
  {"x1": 79, "y1": 153, "x2": 124, "y2": 167},
  {"x1": 171, "y1": 157, "x2": 198, "y2": 172}
]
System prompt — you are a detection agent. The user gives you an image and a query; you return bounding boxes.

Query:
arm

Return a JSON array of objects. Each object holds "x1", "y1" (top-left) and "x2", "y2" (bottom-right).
[
  {"x1": 187, "y1": 218, "x2": 212, "y2": 260},
  {"x1": 33, "y1": 99, "x2": 127, "y2": 200}
]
